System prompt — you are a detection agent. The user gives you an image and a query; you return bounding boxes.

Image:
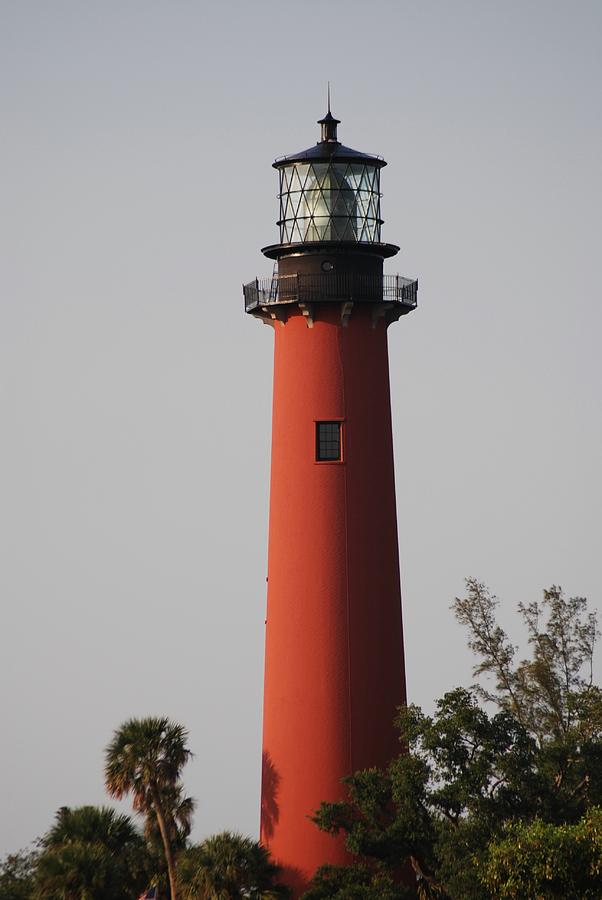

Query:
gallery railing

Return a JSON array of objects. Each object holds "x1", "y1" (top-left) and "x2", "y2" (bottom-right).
[{"x1": 243, "y1": 273, "x2": 418, "y2": 313}]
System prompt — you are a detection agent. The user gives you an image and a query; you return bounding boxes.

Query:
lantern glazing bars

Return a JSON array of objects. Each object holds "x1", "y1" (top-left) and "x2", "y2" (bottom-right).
[{"x1": 277, "y1": 161, "x2": 383, "y2": 245}]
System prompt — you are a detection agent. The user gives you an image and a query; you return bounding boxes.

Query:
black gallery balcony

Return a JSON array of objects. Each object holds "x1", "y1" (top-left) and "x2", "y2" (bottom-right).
[{"x1": 243, "y1": 272, "x2": 418, "y2": 315}]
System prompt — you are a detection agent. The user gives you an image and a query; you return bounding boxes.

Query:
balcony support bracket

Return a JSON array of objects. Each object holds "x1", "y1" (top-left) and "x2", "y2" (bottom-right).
[
  {"x1": 340, "y1": 301, "x2": 354, "y2": 327},
  {"x1": 298, "y1": 302, "x2": 314, "y2": 328},
  {"x1": 372, "y1": 302, "x2": 394, "y2": 329}
]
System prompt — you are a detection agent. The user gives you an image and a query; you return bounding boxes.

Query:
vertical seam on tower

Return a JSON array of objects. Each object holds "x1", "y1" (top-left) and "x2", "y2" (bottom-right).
[{"x1": 337, "y1": 324, "x2": 354, "y2": 778}]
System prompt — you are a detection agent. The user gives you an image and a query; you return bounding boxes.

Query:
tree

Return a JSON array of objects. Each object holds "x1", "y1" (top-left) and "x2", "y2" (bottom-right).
[
  {"x1": 482, "y1": 806, "x2": 602, "y2": 899},
  {"x1": 105, "y1": 717, "x2": 194, "y2": 900},
  {"x1": 309, "y1": 689, "x2": 541, "y2": 898},
  {"x1": 43, "y1": 805, "x2": 146, "y2": 854},
  {"x1": 177, "y1": 832, "x2": 290, "y2": 899},
  {"x1": 301, "y1": 864, "x2": 408, "y2": 899},
  {"x1": 34, "y1": 806, "x2": 150, "y2": 900},
  {"x1": 453, "y1": 579, "x2": 599, "y2": 744},
  {"x1": 0, "y1": 848, "x2": 37, "y2": 900},
  {"x1": 304, "y1": 583, "x2": 602, "y2": 899},
  {"x1": 453, "y1": 579, "x2": 602, "y2": 816}
]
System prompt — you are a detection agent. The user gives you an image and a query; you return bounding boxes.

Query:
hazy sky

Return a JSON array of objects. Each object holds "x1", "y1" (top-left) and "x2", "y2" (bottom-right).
[{"x1": 1, "y1": 0, "x2": 601, "y2": 856}]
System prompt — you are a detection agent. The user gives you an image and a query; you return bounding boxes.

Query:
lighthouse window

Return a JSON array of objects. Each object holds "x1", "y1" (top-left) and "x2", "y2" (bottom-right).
[
  {"x1": 316, "y1": 421, "x2": 342, "y2": 461},
  {"x1": 278, "y1": 161, "x2": 382, "y2": 245}
]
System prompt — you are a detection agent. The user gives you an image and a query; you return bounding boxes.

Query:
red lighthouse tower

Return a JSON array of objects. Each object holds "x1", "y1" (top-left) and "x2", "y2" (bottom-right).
[{"x1": 244, "y1": 107, "x2": 417, "y2": 896}]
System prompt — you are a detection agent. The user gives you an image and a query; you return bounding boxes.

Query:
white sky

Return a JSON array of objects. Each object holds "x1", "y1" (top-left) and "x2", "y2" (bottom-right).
[{"x1": 1, "y1": 0, "x2": 601, "y2": 855}]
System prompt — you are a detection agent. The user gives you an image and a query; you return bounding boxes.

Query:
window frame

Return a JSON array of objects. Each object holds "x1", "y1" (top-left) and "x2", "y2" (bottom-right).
[{"x1": 315, "y1": 419, "x2": 345, "y2": 464}]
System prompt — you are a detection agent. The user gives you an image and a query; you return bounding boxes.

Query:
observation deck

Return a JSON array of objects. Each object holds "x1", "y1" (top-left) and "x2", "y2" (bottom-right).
[{"x1": 243, "y1": 271, "x2": 417, "y2": 323}]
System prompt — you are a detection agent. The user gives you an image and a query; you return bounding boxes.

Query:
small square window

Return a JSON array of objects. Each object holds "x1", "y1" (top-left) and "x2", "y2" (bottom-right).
[{"x1": 316, "y1": 421, "x2": 342, "y2": 462}]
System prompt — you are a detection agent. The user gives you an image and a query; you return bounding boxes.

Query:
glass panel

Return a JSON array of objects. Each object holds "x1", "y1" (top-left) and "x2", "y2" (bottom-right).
[
  {"x1": 290, "y1": 167, "x2": 300, "y2": 192},
  {"x1": 296, "y1": 164, "x2": 310, "y2": 188},
  {"x1": 293, "y1": 192, "x2": 307, "y2": 220},
  {"x1": 340, "y1": 191, "x2": 356, "y2": 216},
  {"x1": 316, "y1": 422, "x2": 341, "y2": 461},
  {"x1": 331, "y1": 165, "x2": 353, "y2": 192},
  {"x1": 337, "y1": 217, "x2": 357, "y2": 241},
  {"x1": 361, "y1": 169, "x2": 373, "y2": 192},
  {"x1": 304, "y1": 190, "x2": 322, "y2": 215},
  {"x1": 330, "y1": 218, "x2": 343, "y2": 241},
  {"x1": 280, "y1": 169, "x2": 290, "y2": 195},
  {"x1": 318, "y1": 189, "x2": 335, "y2": 212},
  {"x1": 347, "y1": 164, "x2": 364, "y2": 189},
  {"x1": 339, "y1": 165, "x2": 353, "y2": 190},
  {"x1": 278, "y1": 159, "x2": 382, "y2": 245},
  {"x1": 310, "y1": 163, "x2": 330, "y2": 187},
  {"x1": 306, "y1": 217, "x2": 325, "y2": 241},
  {"x1": 284, "y1": 195, "x2": 294, "y2": 222}
]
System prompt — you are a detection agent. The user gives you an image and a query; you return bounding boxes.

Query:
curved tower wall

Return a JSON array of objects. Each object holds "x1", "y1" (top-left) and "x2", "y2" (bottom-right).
[{"x1": 261, "y1": 304, "x2": 407, "y2": 894}]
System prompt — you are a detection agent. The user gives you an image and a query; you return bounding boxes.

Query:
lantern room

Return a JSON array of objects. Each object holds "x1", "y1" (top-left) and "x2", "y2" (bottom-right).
[
  {"x1": 243, "y1": 106, "x2": 418, "y2": 322},
  {"x1": 275, "y1": 111, "x2": 385, "y2": 245}
]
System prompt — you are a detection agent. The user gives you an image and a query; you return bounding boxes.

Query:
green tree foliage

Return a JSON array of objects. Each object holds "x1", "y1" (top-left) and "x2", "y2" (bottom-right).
[
  {"x1": 177, "y1": 831, "x2": 290, "y2": 899},
  {"x1": 43, "y1": 805, "x2": 146, "y2": 853},
  {"x1": 105, "y1": 717, "x2": 194, "y2": 900},
  {"x1": 453, "y1": 580, "x2": 602, "y2": 817},
  {"x1": 482, "y1": 807, "x2": 602, "y2": 899},
  {"x1": 302, "y1": 864, "x2": 409, "y2": 899},
  {"x1": 454, "y1": 580, "x2": 599, "y2": 743},
  {"x1": 35, "y1": 841, "x2": 135, "y2": 900},
  {"x1": 304, "y1": 583, "x2": 602, "y2": 899},
  {"x1": 0, "y1": 848, "x2": 37, "y2": 900},
  {"x1": 309, "y1": 690, "x2": 540, "y2": 898},
  {"x1": 34, "y1": 806, "x2": 150, "y2": 900}
]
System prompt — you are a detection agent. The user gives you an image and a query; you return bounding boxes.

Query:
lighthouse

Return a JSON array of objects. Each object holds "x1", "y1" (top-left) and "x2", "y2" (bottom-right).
[{"x1": 244, "y1": 105, "x2": 417, "y2": 895}]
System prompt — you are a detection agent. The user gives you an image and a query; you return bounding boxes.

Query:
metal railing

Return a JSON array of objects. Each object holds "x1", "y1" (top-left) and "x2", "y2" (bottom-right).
[{"x1": 243, "y1": 272, "x2": 418, "y2": 313}]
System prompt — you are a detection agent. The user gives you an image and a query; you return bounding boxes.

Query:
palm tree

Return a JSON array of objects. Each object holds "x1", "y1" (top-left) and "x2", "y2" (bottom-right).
[
  {"x1": 104, "y1": 717, "x2": 194, "y2": 900},
  {"x1": 177, "y1": 832, "x2": 290, "y2": 899},
  {"x1": 35, "y1": 841, "x2": 114, "y2": 900},
  {"x1": 35, "y1": 805, "x2": 150, "y2": 900},
  {"x1": 43, "y1": 805, "x2": 143, "y2": 852},
  {"x1": 145, "y1": 783, "x2": 195, "y2": 853},
  {"x1": 0, "y1": 847, "x2": 38, "y2": 900}
]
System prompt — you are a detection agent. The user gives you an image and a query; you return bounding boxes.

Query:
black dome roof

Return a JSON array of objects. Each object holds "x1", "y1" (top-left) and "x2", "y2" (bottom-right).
[{"x1": 272, "y1": 110, "x2": 386, "y2": 169}]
